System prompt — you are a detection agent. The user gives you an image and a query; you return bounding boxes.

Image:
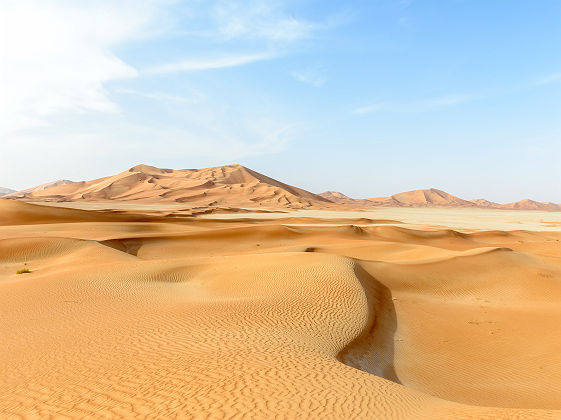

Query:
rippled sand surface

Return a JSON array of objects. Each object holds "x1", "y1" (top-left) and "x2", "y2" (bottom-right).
[{"x1": 2, "y1": 200, "x2": 561, "y2": 418}]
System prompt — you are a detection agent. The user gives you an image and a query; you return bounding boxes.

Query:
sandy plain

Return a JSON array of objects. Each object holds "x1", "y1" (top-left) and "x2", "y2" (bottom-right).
[{"x1": 2, "y1": 199, "x2": 561, "y2": 419}]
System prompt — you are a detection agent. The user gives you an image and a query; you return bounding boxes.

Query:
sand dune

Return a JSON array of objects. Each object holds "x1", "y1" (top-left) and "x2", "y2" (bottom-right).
[
  {"x1": 469, "y1": 198, "x2": 561, "y2": 211},
  {"x1": 470, "y1": 198, "x2": 500, "y2": 207},
  {"x1": 0, "y1": 199, "x2": 190, "y2": 225},
  {"x1": 7, "y1": 179, "x2": 73, "y2": 197},
  {"x1": 8, "y1": 164, "x2": 559, "y2": 211},
  {"x1": 369, "y1": 188, "x2": 477, "y2": 208},
  {"x1": 7, "y1": 164, "x2": 332, "y2": 209},
  {"x1": 325, "y1": 189, "x2": 561, "y2": 211},
  {"x1": 319, "y1": 190, "x2": 360, "y2": 204},
  {"x1": 500, "y1": 198, "x2": 561, "y2": 211},
  {"x1": 1, "y1": 200, "x2": 560, "y2": 418}
]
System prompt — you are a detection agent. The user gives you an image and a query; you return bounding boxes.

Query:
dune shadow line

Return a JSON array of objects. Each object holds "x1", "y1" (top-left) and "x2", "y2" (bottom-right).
[{"x1": 338, "y1": 263, "x2": 401, "y2": 384}]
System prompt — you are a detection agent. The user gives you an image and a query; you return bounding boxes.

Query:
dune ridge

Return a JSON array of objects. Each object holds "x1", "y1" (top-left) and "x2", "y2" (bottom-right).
[
  {"x1": 367, "y1": 188, "x2": 477, "y2": 208},
  {"x1": 361, "y1": 189, "x2": 561, "y2": 211}
]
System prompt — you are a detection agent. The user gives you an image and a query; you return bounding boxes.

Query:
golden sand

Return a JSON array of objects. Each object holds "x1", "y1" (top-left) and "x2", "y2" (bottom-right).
[{"x1": 1, "y1": 200, "x2": 561, "y2": 418}]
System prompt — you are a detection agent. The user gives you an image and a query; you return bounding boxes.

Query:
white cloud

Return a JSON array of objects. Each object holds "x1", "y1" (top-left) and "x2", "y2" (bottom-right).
[
  {"x1": 0, "y1": 0, "x2": 329, "y2": 189},
  {"x1": 0, "y1": 0, "x2": 163, "y2": 135},
  {"x1": 353, "y1": 94, "x2": 474, "y2": 115},
  {"x1": 145, "y1": 52, "x2": 274, "y2": 74},
  {"x1": 114, "y1": 88, "x2": 204, "y2": 104},
  {"x1": 291, "y1": 67, "x2": 327, "y2": 87},
  {"x1": 211, "y1": 1, "x2": 316, "y2": 42}
]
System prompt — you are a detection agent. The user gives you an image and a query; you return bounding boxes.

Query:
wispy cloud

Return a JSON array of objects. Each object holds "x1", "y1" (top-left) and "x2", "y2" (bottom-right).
[
  {"x1": 211, "y1": 1, "x2": 317, "y2": 42},
  {"x1": 353, "y1": 94, "x2": 474, "y2": 115},
  {"x1": 535, "y1": 73, "x2": 561, "y2": 85},
  {"x1": 427, "y1": 94, "x2": 474, "y2": 106},
  {"x1": 353, "y1": 103, "x2": 385, "y2": 115},
  {"x1": 1, "y1": 0, "x2": 333, "y2": 134},
  {"x1": 144, "y1": 52, "x2": 274, "y2": 75},
  {"x1": 291, "y1": 66, "x2": 327, "y2": 87},
  {"x1": 0, "y1": 0, "x2": 165, "y2": 135},
  {"x1": 0, "y1": 0, "x2": 343, "y2": 189},
  {"x1": 114, "y1": 88, "x2": 206, "y2": 104}
]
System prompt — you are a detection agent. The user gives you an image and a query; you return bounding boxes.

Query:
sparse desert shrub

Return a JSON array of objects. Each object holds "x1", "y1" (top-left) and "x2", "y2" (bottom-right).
[{"x1": 16, "y1": 268, "x2": 31, "y2": 274}]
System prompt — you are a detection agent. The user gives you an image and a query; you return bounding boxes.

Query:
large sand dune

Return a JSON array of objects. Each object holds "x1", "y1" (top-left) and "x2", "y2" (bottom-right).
[
  {"x1": 6, "y1": 164, "x2": 332, "y2": 209},
  {"x1": 1, "y1": 199, "x2": 561, "y2": 418}
]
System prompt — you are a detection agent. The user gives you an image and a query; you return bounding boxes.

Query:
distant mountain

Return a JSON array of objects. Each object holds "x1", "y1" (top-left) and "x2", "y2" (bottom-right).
[
  {"x1": 0, "y1": 187, "x2": 16, "y2": 196},
  {"x1": 9, "y1": 164, "x2": 332, "y2": 209}
]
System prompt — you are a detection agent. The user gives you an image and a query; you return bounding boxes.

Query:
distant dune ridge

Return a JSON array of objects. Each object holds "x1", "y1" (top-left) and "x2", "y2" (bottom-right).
[
  {"x1": 318, "y1": 190, "x2": 374, "y2": 206},
  {"x1": 11, "y1": 179, "x2": 74, "y2": 196},
  {"x1": 5, "y1": 164, "x2": 561, "y2": 211},
  {"x1": 366, "y1": 188, "x2": 477, "y2": 208},
  {"x1": 318, "y1": 190, "x2": 356, "y2": 204},
  {"x1": 328, "y1": 188, "x2": 561, "y2": 211},
  {"x1": 470, "y1": 198, "x2": 500, "y2": 207}
]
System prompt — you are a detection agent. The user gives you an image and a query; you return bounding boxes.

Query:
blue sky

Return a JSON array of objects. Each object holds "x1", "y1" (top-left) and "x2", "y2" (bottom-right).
[{"x1": 1, "y1": 0, "x2": 560, "y2": 202}]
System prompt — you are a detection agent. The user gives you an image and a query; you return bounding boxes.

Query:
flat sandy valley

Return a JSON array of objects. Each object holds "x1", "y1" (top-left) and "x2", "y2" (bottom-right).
[{"x1": 2, "y1": 200, "x2": 561, "y2": 419}]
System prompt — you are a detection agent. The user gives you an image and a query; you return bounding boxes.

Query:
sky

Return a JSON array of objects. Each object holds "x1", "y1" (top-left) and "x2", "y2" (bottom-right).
[{"x1": 1, "y1": 0, "x2": 560, "y2": 203}]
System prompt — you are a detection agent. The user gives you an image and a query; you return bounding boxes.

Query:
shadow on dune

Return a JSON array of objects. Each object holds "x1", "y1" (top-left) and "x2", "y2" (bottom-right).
[{"x1": 338, "y1": 263, "x2": 401, "y2": 384}]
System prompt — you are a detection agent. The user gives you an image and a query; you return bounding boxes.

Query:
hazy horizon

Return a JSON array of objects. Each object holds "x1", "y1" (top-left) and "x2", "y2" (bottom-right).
[{"x1": 1, "y1": 1, "x2": 560, "y2": 202}]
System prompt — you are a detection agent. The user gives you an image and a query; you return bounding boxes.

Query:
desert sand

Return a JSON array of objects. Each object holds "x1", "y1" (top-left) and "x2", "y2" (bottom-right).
[{"x1": 1, "y1": 199, "x2": 561, "y2": 419}]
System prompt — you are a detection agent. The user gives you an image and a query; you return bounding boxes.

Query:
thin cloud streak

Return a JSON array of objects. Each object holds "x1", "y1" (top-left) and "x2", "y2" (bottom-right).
[
  {"x1": 428, "y1": 94, "x2": 475, "y2": 106},
  {"x1": 114, "y1": 88, "x2": 206, "y2": 104},
  {"x1": 144, "y1": 52, "x2": 275, "y2": 74},
  {"x1": 353, "y1": 103, "x2": 385, "y2": 114},
  {"x1": 353, "y1": 94, "x2": 475, "y2": 115}
]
